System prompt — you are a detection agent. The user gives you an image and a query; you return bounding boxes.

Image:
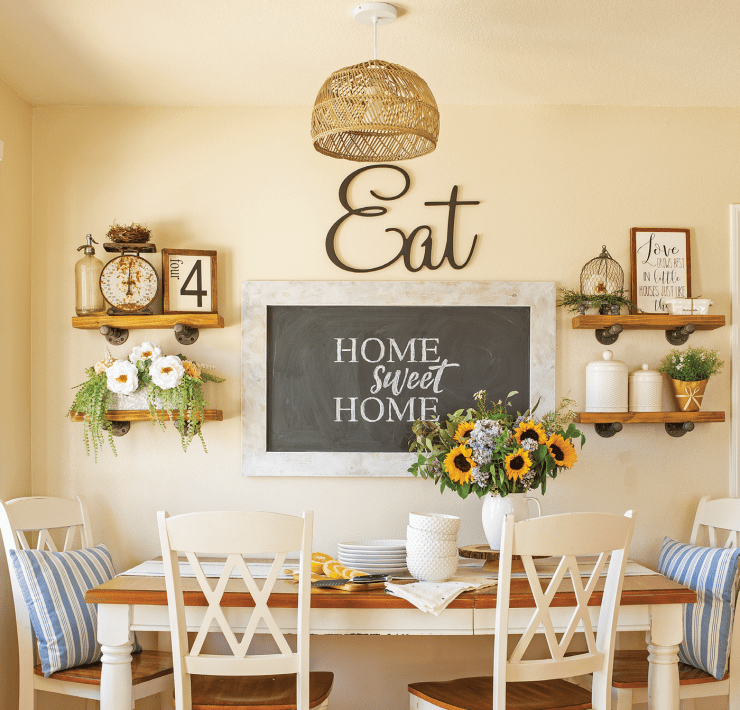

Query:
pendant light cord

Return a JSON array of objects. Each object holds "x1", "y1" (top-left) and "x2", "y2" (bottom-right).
[{"x1": 373, "y1": 16, "x2": 378, "y2": 59}]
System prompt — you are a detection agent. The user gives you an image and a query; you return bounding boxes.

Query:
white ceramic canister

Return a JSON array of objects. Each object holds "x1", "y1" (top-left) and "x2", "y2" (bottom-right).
[
  {"x1": 629, "y1": 364, "x2": 663, "y2": 412},
  {"x1": 585, "y1": 350, "x2": 628, "y2": 412}
]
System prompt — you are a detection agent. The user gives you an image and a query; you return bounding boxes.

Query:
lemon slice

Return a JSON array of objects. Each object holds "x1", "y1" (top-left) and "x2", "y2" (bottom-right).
[{"x1": 311, "y1": 552, "x2": 334, "y2": 575}]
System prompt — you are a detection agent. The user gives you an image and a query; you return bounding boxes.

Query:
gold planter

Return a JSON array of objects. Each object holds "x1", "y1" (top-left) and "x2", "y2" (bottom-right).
[{"x1": 669, "y1": 378, "x2": 709, "y2": 412}]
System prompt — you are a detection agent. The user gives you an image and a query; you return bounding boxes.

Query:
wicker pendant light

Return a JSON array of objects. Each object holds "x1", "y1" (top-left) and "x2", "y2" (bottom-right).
[{"x1": 311, "y1": 3, "x2": 439, "y2": 162}]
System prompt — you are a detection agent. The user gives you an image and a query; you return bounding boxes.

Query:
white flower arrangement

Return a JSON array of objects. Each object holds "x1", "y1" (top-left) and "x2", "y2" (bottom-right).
[{"x1": 69, "y1": 343, "x2": 224, "y2": 460}]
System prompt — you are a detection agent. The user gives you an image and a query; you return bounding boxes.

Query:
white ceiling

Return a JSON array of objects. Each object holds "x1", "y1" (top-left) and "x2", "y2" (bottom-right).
[{"x1": 0, "y1": 0, "x2": 738, "y2": 107}]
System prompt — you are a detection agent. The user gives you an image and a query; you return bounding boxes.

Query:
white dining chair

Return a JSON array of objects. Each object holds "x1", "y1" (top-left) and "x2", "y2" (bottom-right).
[
  {"x1": 0, "y1": 495, "x2": 174, "y2": 710},
  {"x1": 157, "y1": 509, "x2": 334, "y2": 710},
  {"x1": 408, "y1": 510, "x2": 635, "y2": 710},
  {"x1": 608, "y1": 496, "x2": 740, "y2": 710}
]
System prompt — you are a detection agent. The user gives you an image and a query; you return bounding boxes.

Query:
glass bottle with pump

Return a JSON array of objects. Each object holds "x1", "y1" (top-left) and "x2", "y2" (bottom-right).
[{"x1": 75, "y1": 234, "x2": 105, "y2": 316}]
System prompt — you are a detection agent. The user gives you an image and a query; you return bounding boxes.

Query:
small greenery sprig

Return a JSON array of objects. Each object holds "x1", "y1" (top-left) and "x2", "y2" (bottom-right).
[
  {"x1": 658, "y1": 346, "x2": 724, "y2": 382},
  {"x1": 408, "y1": 391, "x2": 584, "y2": 500},
  {"x1": 68, "y1": 368, "x2": 117, "y2": 462},
  {"x1": 556, "y1": 287, "x2": 639, "y2": 314},
  {"x1": 68, "y1": 343, "x2": 224, "y2": 459}
]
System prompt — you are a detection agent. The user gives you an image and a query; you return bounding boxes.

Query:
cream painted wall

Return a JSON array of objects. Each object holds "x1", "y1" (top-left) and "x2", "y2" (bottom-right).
[
  {"x1": 23, "y1": 105, "x2": 739, "y2": 709},
  {"x1": 0, "y1": 79, "x2": 32, "y2": 710}
]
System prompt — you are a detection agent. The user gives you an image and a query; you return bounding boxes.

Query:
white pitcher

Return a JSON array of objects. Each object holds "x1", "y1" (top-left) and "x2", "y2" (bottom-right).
[{"x1": 481, "y1": 492, "x2": 542, "y2": 550}]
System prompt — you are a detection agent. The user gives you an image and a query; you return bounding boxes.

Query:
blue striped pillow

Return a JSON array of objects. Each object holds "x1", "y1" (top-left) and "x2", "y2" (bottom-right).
[
  {"x1": 9, "y1": 544, "x2": 139, "y2": 677},
  {"x1": 659, "y1": 537, "x2": 740, "y2": 680}
]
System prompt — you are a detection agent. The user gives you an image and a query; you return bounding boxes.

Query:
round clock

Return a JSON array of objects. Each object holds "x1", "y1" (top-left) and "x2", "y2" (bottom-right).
[{"x1": 100, "y1": 253, "x2": 159, "y2": 314}]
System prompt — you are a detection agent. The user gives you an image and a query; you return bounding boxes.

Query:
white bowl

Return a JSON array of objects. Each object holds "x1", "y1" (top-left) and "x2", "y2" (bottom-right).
[
  {"x1": 406, "y1": 525, "x2": 457, "y2": 545},
  {"x1": 408, "y1": 512, "x2": 461, "y2": 535},
  {"x1": 406, "y1": 554, "x2": 459, "y2": 582},
  {"x1": 406, "y1": 538, "x2": 459, "y2": 558}
]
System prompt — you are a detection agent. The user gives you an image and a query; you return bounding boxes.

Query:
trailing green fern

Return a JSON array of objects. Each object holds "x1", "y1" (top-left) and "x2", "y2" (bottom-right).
[{"x1": 68, "y1": 369, "x2": 116, "y2": 462}]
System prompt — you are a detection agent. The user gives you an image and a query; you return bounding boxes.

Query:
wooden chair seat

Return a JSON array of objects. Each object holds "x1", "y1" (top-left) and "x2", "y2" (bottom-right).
[
  {"x1": 611, "y1": 650, "x2": 728, "y2": 688},
  {"x1": 190, "y1": 671, "x2": 334, "y2": 709},
  {"x1": 409, "y1": 677, "x2": 593, "y2": 710},
  {"x1": 33, "y1": 649, "x2": 174, "y2": 687}
]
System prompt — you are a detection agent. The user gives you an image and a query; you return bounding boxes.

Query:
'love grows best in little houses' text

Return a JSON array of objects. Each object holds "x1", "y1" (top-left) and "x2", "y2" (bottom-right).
[{"x1": 333, "y1": 337, "x2": 459, "y2": 423}]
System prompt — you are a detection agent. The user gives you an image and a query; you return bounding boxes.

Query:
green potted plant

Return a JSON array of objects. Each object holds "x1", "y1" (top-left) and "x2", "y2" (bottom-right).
[
  {"x1": 658, "y1": 346, "x2": 723, "y2": 412},
  {"x1": 68, "y1": 342, "x2": 224, "y2": 460}
]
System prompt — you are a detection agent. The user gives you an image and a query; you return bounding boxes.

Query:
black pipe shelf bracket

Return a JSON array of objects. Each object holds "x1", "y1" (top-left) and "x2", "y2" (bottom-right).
[
  {"x1": 173, "y1": 323, "x2": 199, "y2": 345},
  {"x1": 594, "y1": 422, "x2": 623, "y2": 438},
  {"x1": 109, "y1": 421, "x2": 131, "y2": 437},
  {"x1": 594, "y1": 323, "x2": 623, "y2": 345},
  {"x1": 665, "y1": 323, "x2": 696, "y2": 345},
  {"x1": 665, "y1": 421, "x2": 695, "y2": 437},
  {"x1": 593, "y1": 420, "x2": 696, "y2": 438},
  {"x1": 99, "y1": 325, "x2": 129, "y2": 346}
]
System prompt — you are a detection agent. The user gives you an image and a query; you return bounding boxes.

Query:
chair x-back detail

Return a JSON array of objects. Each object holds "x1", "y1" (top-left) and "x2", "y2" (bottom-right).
[
  {"x1": 609, "y1": 496, "x2": 740, "y2": 710},
  {"x1": 186, "y1": 549, "x2": 293, "y2": 667},
  {"x1": 409, "y1": 510, "x2": 635, "y2": 710},
  {"x1": 0, "y1": 495, "x2": 173, "y2": 710},
  {"x1": 157, "y1": 509, "x2": 334, "y2": 710}
]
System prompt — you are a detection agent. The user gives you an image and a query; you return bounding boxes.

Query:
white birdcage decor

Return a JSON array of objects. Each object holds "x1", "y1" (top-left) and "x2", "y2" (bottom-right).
[{"x1": 580, "y1": 245, "x2": 624, "y2": 298}]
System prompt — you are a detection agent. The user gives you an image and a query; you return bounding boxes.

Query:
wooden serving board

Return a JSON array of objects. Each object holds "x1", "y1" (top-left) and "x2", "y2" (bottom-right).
[{"x1": 459, "y1": 544, "x2": 546, "y2": 572}]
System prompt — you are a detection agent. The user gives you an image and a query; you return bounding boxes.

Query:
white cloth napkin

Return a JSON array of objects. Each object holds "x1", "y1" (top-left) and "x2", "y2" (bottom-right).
[{"x1": 385, "y1": 576, "x2": 496, "y2": 616}]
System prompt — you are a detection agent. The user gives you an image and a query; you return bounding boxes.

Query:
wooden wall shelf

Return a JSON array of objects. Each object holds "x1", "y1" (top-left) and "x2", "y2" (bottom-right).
[
  {"x1": 572, "y1": 315, "x2": 725, "y2": 331},
  {"x1": 71, "y1": 313, "x2": 224, "y2": 346},
  {"x1": 70, "y1": 409, "x2": 224, "y2": 422},
  {"x1": 70, "y1": 409, "x2": 223, "y2": 437},
  {"x1": 576, "y1": 411, "x2": 725, "y2": 438},
  {"x1": 72, "y1": 314, "x2": 224, "y2": 329},
  {"x1": 571, "y1": 314, "x2": 725, "y2": 345}
]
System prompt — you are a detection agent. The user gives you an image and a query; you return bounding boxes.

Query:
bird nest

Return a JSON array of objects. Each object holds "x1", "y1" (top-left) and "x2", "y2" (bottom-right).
[{"x1": 107, "y1": 222, "x2": 151, "y2": 243}]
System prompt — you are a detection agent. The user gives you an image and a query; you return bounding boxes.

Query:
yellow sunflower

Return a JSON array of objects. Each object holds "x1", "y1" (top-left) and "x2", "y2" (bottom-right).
[
  {"x1": 504, "y1": 448, "x2": 532, "y2": 482},
  {"x1": 454, "y1": 421, "x2": 476, "y2": 445},
  {"x1": 546, "y1": 434, "x2": 578, "y2": 469},
  {"x1": 444, "y1": 445, "x2": 475, "y2": 484},
  {"x1": 514, "y1": 420, "x2": 547, "y2": 447}
]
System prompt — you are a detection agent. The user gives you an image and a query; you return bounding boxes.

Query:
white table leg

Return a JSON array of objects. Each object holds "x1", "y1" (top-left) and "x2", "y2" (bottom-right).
[
  {"x1": 647, "y1": 603, "x2": 684, "y2": 710},
  {"x1": 97, "y1": 603, "x2": 134, "y2": 710}
]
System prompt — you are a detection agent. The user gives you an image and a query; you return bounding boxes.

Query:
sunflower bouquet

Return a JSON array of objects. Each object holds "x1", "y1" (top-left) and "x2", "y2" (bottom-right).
[{"x1": 408, "y1": 391, "x2": 585, "y2": 500}]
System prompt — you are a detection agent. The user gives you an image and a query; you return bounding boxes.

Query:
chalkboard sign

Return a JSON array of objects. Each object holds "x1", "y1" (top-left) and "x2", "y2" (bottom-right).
[
  {"x1": 266, "y1": 305, "x2": 530, "y2": 452},
  {"x1": 242, "y1": 281, "x2": 555, "y2": 477}
]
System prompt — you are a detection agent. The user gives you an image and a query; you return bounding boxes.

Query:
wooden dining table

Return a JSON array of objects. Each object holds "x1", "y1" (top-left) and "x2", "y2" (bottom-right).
[{"x1": 86, "y1": 564, "x2": 695, "y2": 710}]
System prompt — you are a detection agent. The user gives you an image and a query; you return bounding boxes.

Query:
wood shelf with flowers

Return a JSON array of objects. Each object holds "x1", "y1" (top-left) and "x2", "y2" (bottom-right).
[{"x1": 68, "y1": 342, "x2": 224, "y2": 460}]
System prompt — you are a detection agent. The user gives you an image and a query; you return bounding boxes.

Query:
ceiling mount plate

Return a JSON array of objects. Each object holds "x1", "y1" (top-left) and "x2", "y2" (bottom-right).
[{"x1": 354, "y1": 3, "x2": 397, "y2": 26}]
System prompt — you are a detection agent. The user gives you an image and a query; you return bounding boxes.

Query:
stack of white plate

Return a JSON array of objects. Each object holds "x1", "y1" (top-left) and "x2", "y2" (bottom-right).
[{"x1": 337, "y1": 540, "x2": 407, "y2": 575}]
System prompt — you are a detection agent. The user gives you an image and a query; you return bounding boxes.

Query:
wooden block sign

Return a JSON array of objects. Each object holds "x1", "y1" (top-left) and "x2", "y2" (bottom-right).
[
  {"x1": 163, "y1": 249, "x2": 218, "y2": 314},
  {"x1": 630, "y1": 228, "x2": 691, "y2": 314}
]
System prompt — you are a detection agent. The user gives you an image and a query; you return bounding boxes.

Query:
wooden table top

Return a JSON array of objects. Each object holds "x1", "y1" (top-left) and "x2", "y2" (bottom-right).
[{"x1": 86, "y1": 571, "x2": 696, "y2": 611}]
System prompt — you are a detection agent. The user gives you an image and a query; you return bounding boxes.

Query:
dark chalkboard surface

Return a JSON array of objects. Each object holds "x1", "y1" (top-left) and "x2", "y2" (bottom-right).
[{"x1": 266, "y1": 305, "x2": 530, "y2": 453}]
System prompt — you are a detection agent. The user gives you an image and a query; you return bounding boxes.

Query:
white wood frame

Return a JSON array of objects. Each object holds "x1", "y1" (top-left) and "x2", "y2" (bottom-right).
[
  {"x1": 731, "y1": 205, "x2": 740, "y2": 497},
  {"x1": 241, "y1": 280, "x2": 556, "y2": 477}
]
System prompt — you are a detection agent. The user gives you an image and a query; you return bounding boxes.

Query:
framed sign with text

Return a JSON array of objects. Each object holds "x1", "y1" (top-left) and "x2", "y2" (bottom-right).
[
  {"x1": 241, "y1": 281, "x2": 555, "y2": 477},
  {"x1": 630, "y1": 228, "x2": 691, "y2": 314},
  {"x1": 162, "y1": 249, "x2": 218, "y2": 314}
]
